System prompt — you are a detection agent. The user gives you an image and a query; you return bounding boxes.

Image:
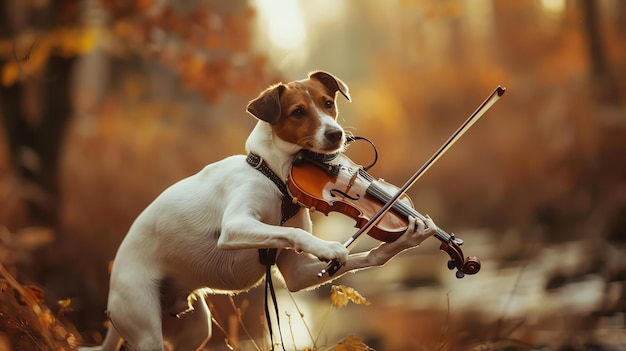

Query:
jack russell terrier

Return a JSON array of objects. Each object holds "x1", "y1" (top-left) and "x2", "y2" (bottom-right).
[{"x1": 79, "y1": 71, "x2": 436, "y2": 351}]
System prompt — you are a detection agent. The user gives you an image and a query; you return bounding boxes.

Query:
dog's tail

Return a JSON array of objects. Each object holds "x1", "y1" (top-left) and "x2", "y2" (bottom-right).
[{"x1": 77, "y1": 325, "x2": 123, "y2": 351}]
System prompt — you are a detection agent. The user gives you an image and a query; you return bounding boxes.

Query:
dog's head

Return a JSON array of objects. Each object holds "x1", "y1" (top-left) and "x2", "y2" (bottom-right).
[{"x1": 246, "y1": 71, "x2": 351, "y2": 154}]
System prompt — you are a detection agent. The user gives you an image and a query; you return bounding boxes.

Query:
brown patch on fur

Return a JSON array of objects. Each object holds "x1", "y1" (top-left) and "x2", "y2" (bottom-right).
[{"x1": 273, "y1": 79, "x2": 337, "y2": 147}]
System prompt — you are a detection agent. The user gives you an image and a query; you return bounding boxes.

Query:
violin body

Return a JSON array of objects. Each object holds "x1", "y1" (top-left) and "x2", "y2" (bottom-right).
[
  {"x1": 288, "y1": 151, "x2": 481, "y2": 278},
  {"x1": 288, "y1": 154, "x2": 412, "y2": 242}
]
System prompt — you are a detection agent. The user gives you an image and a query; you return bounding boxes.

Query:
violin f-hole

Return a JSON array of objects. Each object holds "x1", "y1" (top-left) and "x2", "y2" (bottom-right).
[{"x1": 330, "y1": 189, "x2": 361, "y2": 201}]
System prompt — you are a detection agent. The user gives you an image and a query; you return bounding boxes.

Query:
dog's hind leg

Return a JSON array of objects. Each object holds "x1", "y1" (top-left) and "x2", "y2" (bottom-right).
[
  {"x1": 162, "y1": 289, "x2": 212, "y2": 351},
  {"x1": 106, "y1": 270, "x2": 165, "y2": 351},
  {"x1": 77, "y1": 325, "x2": 123, "y2": 351}
]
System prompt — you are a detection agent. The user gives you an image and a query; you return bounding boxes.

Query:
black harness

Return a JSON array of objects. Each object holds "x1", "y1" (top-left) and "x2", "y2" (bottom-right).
[
  {"x1": 246, "y1": 152, "x2": 301, "y2": 351},
  {"x1": 246, "y1": 153, "x2": 301, "y2": 226}
]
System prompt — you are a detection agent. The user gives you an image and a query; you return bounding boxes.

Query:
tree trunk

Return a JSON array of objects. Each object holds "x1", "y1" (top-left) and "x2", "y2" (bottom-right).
[
  {"x1": 580, "y1": 0, "x2": 620, "y2": 104},
  {"x1": 0, "y1": 0, "x2": 76, "y2": 229}
]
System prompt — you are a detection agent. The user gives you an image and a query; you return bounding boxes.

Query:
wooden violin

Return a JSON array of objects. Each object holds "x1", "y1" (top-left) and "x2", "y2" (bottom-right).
[
  {"x1": 288, "y1": 86, "x2": 505, "y2": 278},
  {"x1": 288, "y1": 151, "x2": 480, "y2": 279}
]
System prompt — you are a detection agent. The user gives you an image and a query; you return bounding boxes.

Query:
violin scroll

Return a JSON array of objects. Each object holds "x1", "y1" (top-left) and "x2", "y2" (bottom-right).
[
  {"x1": 463, "y1": 257, "x2": 481, "y2": 274},
  {"x1": 446, "y1": 256, "x2": 481, "y2": 278},
  {"x1": 440, "y1": 238, "x2": 481, "y2": 279}
]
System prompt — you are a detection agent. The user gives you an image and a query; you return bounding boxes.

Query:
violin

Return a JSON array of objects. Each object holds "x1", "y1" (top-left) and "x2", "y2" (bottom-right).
[
  {"x1": 288, "y1": 151, "x2": 480, "y2": 279},
  {"x1": 288, "y1": 85, "x2": 505, "y2": 279}
]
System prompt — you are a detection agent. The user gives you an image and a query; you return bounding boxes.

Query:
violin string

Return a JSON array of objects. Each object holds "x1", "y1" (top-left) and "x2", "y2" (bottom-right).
[
  {"x1": 358, "y1": 168, "x2": 375, "y2": 182},
  {"x1": 365, "y1": 181, "x2": 450, "y2": 241},
  {"x1": 355, "y1": 167, "x2": 451, "y2": 241}
]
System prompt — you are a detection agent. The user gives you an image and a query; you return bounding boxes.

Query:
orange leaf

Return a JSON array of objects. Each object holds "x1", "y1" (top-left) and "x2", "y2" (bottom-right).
[
  {"x1": 58, "y1": 298, "x2": 72, "y2": 308},
  {"x1": 330, "y1": 285, "x2": 371, "y2": 309},
  {"x1": 10, "y1": 283, "x2": 44, "y2": 306},
  {"x1": 1, "y1": 61, "x2": 19, "y2": 86},
  {"x1": 335, "y1": 335, "x2": 372, "y2": 351},
  {"x1": 39, "y1": 311, "x2": 54, "y2": 328}
]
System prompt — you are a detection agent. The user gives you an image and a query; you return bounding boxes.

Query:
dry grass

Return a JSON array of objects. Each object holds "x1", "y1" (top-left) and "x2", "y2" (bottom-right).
[
  {"x1": 1, "y1": 228, "x2": 624, "y2": 351},
  {"x1": 0, "y1": 262, "x2": 80, "y2": 351}
]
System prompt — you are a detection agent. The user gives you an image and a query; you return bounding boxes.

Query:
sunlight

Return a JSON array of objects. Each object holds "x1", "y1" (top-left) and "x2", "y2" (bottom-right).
[
  {"x1": 253, "y1": 0, "x2": 307, "y2": 51},
  {"x1": 540, "y1": 0, "x2": 566, "y2": 14},
  {"x1": 249, "y1": 0, "x2": 349, "y2": 72}
]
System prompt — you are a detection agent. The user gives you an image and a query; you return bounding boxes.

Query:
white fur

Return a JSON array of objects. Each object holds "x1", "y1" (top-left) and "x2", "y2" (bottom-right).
[{"x1": 79, "y1": 78, "x2": 436, "y2": 351}]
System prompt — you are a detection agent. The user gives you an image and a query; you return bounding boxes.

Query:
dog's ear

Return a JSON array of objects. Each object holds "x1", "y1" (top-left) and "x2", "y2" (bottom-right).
[
  {"x1": 246, "y1": 84, "x2": 286, "y2": 125},
  {"x1": 308, "y1": 71, "x2": 351, "y2": 102}
]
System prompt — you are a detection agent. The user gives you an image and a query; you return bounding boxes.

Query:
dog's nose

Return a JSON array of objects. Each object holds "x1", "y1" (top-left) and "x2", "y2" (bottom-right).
[{"x1": 325, "y1": 129, "x2": 344, "y2": 143}]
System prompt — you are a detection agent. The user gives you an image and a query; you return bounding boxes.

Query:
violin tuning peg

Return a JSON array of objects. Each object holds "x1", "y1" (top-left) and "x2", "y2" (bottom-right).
[
  {"x1": 455, "y1": 270, "x2": 465, "y2": 279},
  {"x1": 447, "y1": 259, "x2": 456, "y2": 270},
  {"x1": 451, "y1": 233, "x2": 464, "y2": 246}
]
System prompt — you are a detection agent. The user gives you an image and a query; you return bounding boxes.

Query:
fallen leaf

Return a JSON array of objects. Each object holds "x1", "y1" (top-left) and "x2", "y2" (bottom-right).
[
  {"x1": 1, "y1": 62, "x2": 19, "y2": 86},
  {"x1": 330, "y1": 285, "x2": 371, "y2": 309},
  {"x1": 335, "y1": 335, "x2": 372, "y2": 351},
  {"x1": 17, "y1": 285, "x2": 45, "y2": 305},
  {"x1": 58, "y1": 298, "x2": 72, "y2": 308}
]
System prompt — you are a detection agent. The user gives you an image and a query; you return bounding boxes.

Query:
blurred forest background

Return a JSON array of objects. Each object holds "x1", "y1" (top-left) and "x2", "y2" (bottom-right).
[{"x1": 1, "y1": 0, "x2": 626, "y2": 350}]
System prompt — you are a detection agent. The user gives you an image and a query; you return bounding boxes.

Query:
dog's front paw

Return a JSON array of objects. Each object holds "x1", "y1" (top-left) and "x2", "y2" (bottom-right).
[
  {"x1": 367, "y1": 215, "x2": 438, "y2": 266},
  {"x1": 398, "y1": 215, "x2": 437, "y2": 249},
  {"x1": 314, "y1": 241, "x2": 349, "y2": 265},
  {"x1": 298, "y1": 235, "x2": 348, "y2": 265}
]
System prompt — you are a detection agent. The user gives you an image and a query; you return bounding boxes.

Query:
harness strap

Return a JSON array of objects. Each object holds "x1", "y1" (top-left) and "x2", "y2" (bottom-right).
[
  {"x1": 246, "y1": 153, "x2": 299, "y2": 351},
  {"x1": 246, "y1": 153, "x2": 301, "y2": 225}
]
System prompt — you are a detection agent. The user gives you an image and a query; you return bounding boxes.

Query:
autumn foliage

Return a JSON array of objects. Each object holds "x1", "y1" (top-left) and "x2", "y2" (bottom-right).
[{"x1": 1, "y1": 0, "x2": 626, "y2": 350}]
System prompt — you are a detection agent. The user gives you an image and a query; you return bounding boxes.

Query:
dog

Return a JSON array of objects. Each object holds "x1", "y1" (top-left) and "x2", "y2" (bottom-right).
[{"x1": 78, "y1": 71, "x2": 437, "y2": 351}]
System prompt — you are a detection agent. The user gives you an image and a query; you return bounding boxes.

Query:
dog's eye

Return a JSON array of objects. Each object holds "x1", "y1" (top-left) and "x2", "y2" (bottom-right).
[
  {"x1": 291, "y1": 108, "x2": 305, "y2": 118},
  {"x1": 325, "y1": 100, "x2": 334, "y2": 109}
]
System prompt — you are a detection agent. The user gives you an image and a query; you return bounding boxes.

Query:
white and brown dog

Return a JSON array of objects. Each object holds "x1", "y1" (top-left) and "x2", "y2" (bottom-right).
[{"x1": 79, "y1": 71, "x2": 436, "y2": 351}]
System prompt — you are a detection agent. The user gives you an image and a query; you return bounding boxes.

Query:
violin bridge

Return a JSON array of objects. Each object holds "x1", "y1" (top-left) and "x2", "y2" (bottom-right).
[{"x1": 348, "y1": 167, "x2": 360, "y2": 187}]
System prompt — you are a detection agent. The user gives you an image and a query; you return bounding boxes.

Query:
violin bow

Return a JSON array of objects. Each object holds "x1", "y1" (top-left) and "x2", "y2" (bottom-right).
[{"x1": 319, "y1": 85, "x2": 506, "y2": 278}]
